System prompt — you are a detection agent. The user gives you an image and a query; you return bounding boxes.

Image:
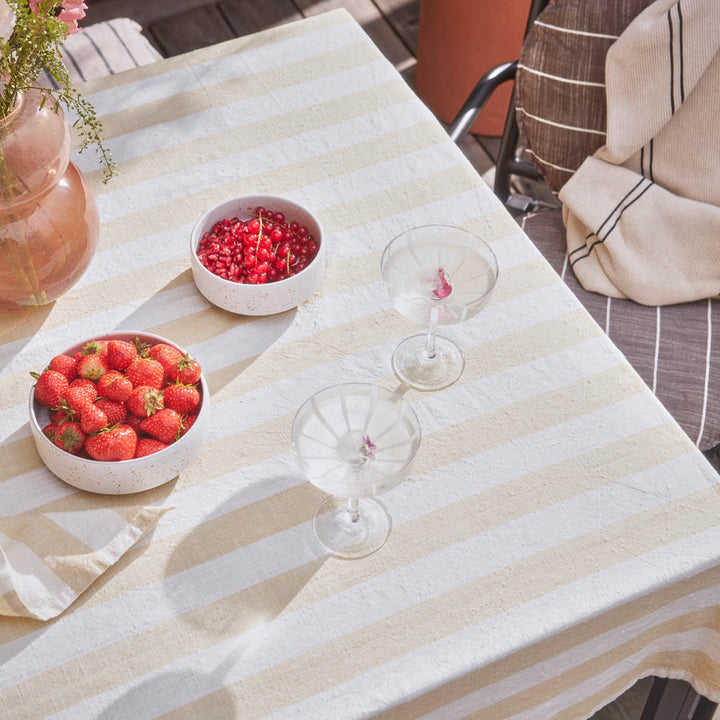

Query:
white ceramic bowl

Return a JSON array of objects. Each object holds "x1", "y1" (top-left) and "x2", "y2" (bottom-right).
[
  {"x1": 189, "y1": 194, "x2": 325, "y2": 315},
  {"x1": 28, "y1": 332, "x2": 210, "y2": 495}
]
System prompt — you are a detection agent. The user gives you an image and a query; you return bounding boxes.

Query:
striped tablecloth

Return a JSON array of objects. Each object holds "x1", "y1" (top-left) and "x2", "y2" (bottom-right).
[{"x1": 2, "y1": 9, "x2": 720, "y2": 719}]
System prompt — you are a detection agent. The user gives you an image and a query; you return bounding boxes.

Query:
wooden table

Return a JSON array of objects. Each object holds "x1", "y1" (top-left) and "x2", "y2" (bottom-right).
[{"x1": 2, "y1": 10, "x2": 720, "y2": 720}]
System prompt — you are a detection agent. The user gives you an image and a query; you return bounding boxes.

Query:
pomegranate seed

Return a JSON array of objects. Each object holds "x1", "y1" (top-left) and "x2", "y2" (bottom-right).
[{"x1": 197, "y1": 208, "x2": 319, "y2": 285}]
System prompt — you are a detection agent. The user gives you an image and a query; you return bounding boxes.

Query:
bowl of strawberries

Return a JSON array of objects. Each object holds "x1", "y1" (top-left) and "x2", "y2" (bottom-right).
[
  {"x1": 190, "y1": 194, "x2": 325, "y2": 315},
  {"x1": 28, "y1": 332, "x2": 210, "y2": 495}
]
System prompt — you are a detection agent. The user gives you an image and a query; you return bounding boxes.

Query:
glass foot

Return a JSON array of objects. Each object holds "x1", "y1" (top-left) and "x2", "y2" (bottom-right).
[
  {"x1": 392, "y1": 333, "x2": 465, "y2": 391},
  {"x1": 313, "y1": 496, "x2": 391, "y2": 559}
]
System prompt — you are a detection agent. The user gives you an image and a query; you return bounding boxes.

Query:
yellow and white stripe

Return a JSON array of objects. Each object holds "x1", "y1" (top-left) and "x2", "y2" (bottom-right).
[{"x1": 2, "y1": 9, "x2": 720, "y2": 720}]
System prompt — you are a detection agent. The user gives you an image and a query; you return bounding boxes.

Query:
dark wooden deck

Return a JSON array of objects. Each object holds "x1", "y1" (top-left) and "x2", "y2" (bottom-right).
[{"x1": 87, "y1": 0, "x2": 498, "y2": 180}]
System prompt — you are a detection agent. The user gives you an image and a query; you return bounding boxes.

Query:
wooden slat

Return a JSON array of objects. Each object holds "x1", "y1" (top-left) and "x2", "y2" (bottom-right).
[
  {"x1": 147, "y1": 5, "x2": 236, "y2": 56},
  {"x1": 218, "y1": 0, "x2": 302, "y2": 36},
  {"x1": 293, "y1": 0, "x2": 413, "y2": 69},
  {"x1": 373, "y1": 0, "x2": 419, "y2": 54},
  {"x1": 87, "y1": 0, "x2": 225, "y2": 31}
]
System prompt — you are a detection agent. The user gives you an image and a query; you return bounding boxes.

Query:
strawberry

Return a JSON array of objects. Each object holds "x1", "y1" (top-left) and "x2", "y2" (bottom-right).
[
  {"x1": 77, "y1": 354, "x2": 110, "y2": 381},
  {"x1": 70, "y1": 377, "x2": 97, "y2": 393},
  {"x1": 127, "y1": 385, "x2": 164, "y2": 418},
  {"x1": 163, "y1": 383, "x2": 200, "y2": 414},
  {"x1": 62, "y1": 384, "x2": 98, "y2": 417},
  {"x1": 139, "y1": 408, "x2": 182, "y2": 445},
  {"x1": 178, "y1": 412, "x2": 199, "y2": 438},
  {"x1": 169, "y1": 354, "x2": 202, "y2": 385},
  {"x1": 53, "y1": 420, "x2": 85, "y2": 454},
  {"x1": 42, "y1": 424, "x2": 56, "y2": 441},
  {"x1": 134, "y1": 438, "x2": 169, "y2": 458},
  {"x1": 32, "y1": 370, "x2": 69, "y2": 407},
  {"x1": 106, "y1": 340, "x2": 138, "y2": 371},
  {"x1": 73, "y1": 340, "x2": 108, "y2": 361},
  {"x1": 98, "y1": 370, "x2": 132, "y2": 402},
  {"x1": 85, "y1": 425, "x2": 138, "y2": 461},
  {"x1": 80, "y1": 403, "x2": 108, "y2": 434},
  {"x1": 48, "y1": 354, "x2": 77, "y2": 382},
  {"x1": 126, "y1": 357, "x2": 164, "y2": 390},
  {"x1": 50, "y1": 406, "x2": 74, "y2": 426},
  {"x1": 148, "y1": 343, "x2": 183, "y2": 381},
  {"x1": 95, "y1": 398, "x2": 127, "y2": 426},
  {"x1": 125, "y1": 413, "x2": 145, "y2": 434}
]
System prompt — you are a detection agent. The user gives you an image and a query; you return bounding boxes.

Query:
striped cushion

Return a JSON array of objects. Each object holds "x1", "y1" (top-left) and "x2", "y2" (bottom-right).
[
  {"x1": 515, "y1": 0, "x2": 654, "y2": 191},
  {"x1": 523, "y1": 209, "x2": 719, "y2": 452},
  {"x1": 41, "y1": 18, "x2": 162, "y2": 86}
]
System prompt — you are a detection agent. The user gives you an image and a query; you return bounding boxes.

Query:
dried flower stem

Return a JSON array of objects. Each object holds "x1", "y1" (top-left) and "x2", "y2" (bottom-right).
[{"x1": 0, "y1": 0, "x2": 115, "y2": 182}]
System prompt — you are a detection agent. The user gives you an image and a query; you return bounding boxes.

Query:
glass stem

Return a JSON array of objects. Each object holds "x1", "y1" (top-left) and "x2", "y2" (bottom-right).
[
  {"x1": 347, "y1": 497, "x2": 359, "y2": 523},
  {"x1": 424, "y1": 306, "x2": 439, "y2": 360}
]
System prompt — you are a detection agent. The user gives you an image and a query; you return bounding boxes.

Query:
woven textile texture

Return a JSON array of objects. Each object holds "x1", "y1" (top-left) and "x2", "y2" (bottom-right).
[
  {"x1": 513, "y1": 0, "x2": 719, "y2": 451},
  {"x1": 523, "y1": 209, "x2": 719, "y2": 451},
  {"x1": 515, "y1": 0, "x2": 654, "y2": 192}
]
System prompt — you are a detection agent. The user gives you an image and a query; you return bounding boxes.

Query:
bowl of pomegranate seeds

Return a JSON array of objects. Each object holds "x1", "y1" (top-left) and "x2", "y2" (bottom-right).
[
  {"x1": 190, "y1": 194, "x2": 325, "y2": 315},
  {"x1": 28, "y1": 332, "x2": 210, "y2": 495}
]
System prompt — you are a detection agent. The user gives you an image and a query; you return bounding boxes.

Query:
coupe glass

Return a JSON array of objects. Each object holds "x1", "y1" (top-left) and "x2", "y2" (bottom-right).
[
  {"x1": 292, "y1": 383, "x2": 421, "y2": 559},
  {"x1": 381, "y1": 224, "x2": 498, "y2": 391}
]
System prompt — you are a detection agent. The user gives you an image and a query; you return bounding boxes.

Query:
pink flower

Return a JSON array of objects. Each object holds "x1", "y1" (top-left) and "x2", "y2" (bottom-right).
[
  {"x1": 27, "y1": 0, "x2": 87, "y2": 33},
  {"x1": 58, "y1": 0, "x2": 87, "y2": 34},
  {"x1": 431, "y1": 268, "x2": 453, "y2": 299}
]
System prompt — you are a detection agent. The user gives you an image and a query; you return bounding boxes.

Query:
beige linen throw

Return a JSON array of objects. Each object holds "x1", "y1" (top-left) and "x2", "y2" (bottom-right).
[{"x1": 559, "y1": 0, "x2": 720, "y2": 306}]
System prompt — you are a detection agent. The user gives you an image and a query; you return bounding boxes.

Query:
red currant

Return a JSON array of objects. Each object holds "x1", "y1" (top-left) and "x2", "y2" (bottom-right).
[{"x1": 197, "y1": 207, "x2": 319, "y2": 285}]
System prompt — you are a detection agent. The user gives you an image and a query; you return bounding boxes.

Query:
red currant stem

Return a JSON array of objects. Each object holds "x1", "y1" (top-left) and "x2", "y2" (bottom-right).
[
  {"x1": 255, "y1": 215, "x2": 264, "y2": 254},
  {"x1": 254, "y1": 212, "x2": 288, "y2": 230},
  {"x1": 286, "y1": 253, "x2": 290, "y2": 275}
]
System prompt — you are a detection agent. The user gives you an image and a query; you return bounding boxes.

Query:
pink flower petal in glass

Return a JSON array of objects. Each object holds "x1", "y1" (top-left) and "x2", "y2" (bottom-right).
[
  {"x1": 432, "y1": 268, "x2": 452, "y2": 299},
  {"x1": 360, "y1": 434, "x2": 377, "y2": 459}
]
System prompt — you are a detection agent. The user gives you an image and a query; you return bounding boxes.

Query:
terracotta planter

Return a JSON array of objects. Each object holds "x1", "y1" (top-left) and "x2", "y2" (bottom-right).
[
  {"x1": 415, "y1": 0, "x2": 531, "y2": 136},
  {"x1": 0, "y1": 89, "x2": 99, "y2": 308}
]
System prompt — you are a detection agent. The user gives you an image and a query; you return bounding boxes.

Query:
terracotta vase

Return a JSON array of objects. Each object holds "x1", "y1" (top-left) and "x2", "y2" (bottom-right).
[
  {"x1": 0, "y1": 88, "x2": 99, "y2": 308},
  {"x1": 415, "y1": 0, "x2": 532, "y2": 136}
]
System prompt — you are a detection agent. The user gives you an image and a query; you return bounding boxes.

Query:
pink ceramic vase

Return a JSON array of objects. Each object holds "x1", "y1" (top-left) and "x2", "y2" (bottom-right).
[{"x1": 0, "y1": 89, "x2": 99, "y2": 307}]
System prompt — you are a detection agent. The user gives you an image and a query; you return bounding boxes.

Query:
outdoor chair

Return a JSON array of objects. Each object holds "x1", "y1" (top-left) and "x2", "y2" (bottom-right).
[
  {"x1": 448, "y1": 0, "x2": 719, "y2": 718},
  {"x1": 450, "y1": 0, "x2": 719, "y2": 460},
  {"x1": 41, "y1": 17, "x2": 161, "y2": 87}
]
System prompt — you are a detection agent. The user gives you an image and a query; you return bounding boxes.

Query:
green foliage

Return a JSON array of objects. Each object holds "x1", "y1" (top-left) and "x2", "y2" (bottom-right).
[{"x1": 0, "y1": 0, "x2": 116, "y2": 182}]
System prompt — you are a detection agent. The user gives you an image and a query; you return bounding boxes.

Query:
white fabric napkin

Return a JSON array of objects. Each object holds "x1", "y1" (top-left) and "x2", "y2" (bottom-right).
[{"x1": 0, "y1": 487, "x2": 171, "y2": 620}]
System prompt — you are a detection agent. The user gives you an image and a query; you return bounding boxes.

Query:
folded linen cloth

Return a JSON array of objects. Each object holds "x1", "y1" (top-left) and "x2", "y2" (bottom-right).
[
  {"x1": 559, "y1": 0, "x2": 720, "y2": 306},
  {"x1": 0, "y1": 488, "x2": 170, "y2": 621}
]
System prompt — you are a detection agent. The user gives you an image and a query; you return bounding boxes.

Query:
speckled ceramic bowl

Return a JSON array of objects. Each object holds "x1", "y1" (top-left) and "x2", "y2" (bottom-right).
[
  {"x1": 189, "y1": 194, "x2": 325, "y2": 315},
  {"x1": 28, "y1": 332, "x2": 210, "y2": 495}
]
